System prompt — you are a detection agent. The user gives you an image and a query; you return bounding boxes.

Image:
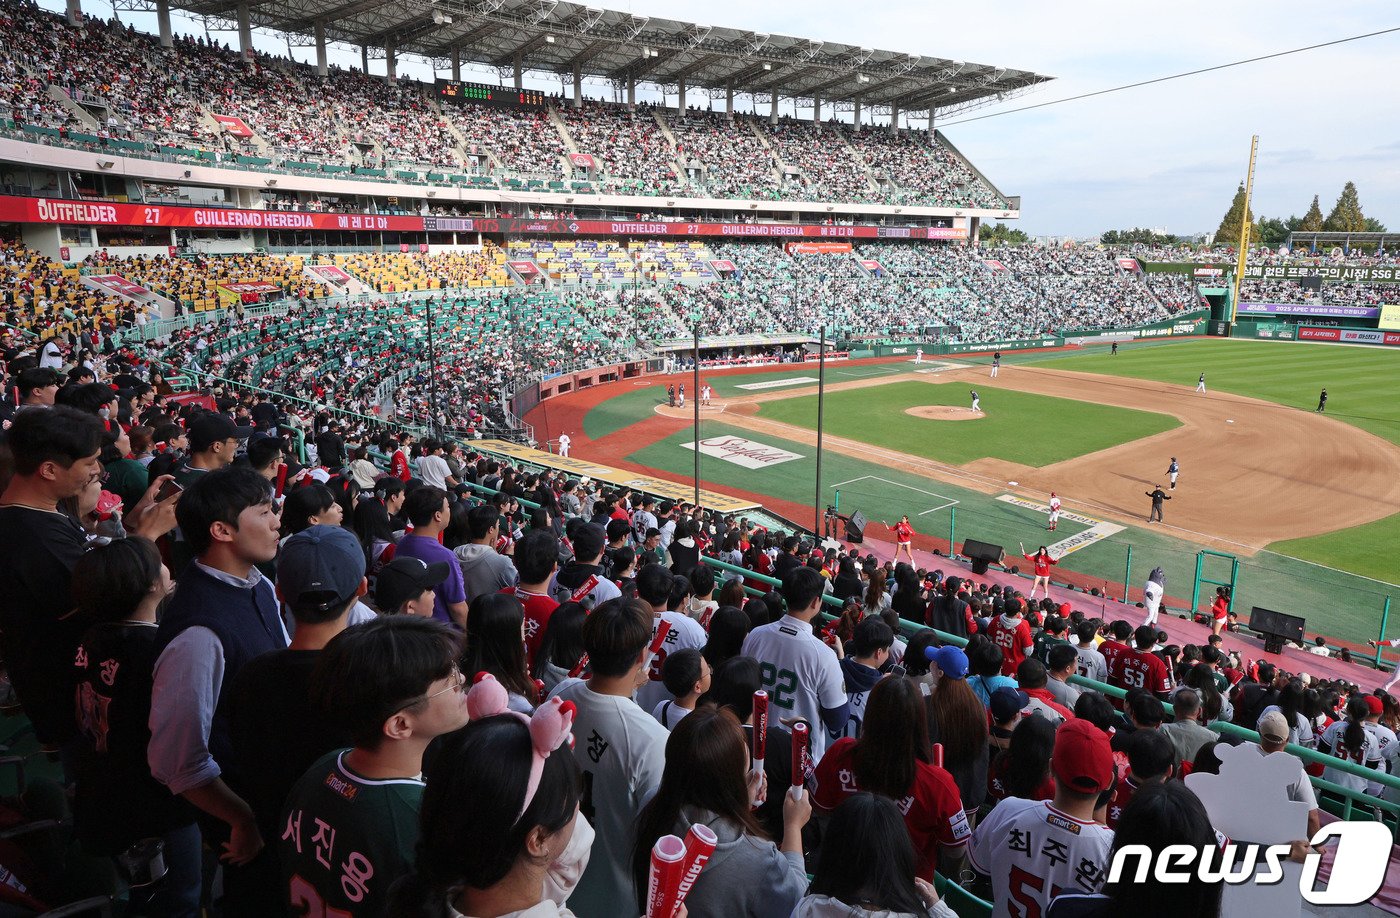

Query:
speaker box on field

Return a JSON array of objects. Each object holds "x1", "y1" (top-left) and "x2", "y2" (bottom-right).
[
  {"x1": 1250, "y1": 606, "x2": 1305, "y2": 655},
  {"x1": 846, "y1": 510, "x2": 866, "y2": 544},
  {"x1": 962, "y1": 539, "x2": 1005, "y2": 575}
]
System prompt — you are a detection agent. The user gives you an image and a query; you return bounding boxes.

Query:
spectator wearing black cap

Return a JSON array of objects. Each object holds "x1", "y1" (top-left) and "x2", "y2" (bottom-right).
[
  {"x1": 226, "y1": 525, "x2": 367, "y2": 911},
  {"x1": 374, "y1": 556, "x2": 450, "y2": 616},
  {"x1": 173, "y1": 412, "x2": 252, "y2": 487},
  {"x1": 147, "y1": 466, "x2": 286, "y2": 911}
]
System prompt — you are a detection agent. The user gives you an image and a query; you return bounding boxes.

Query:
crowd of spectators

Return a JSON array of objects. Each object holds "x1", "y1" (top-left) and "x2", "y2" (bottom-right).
[
  {"x1": 0, "y1": 330, "x2": 1388, "y2": 915},
  {"x1": 557, "y1": 101, "x2": 679, "y2": 192}
]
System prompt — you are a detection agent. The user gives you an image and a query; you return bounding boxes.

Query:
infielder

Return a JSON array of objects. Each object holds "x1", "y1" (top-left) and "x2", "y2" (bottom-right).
[
  {"x1": 701, "y1": 384, "x2": 712, "y2": 407},
  {"x1": 1367, "y1": 638, "x2": 1400, "y2": 694},
  {"x1": 677, "y1": 384, "x2": 685, "y2": 408},
  {"x1": 1166, "y1": 457, "x2": 1179, "y2": 490},
  {"x1": 970, "y1": 390, "x2": 981, "y2": 412},
  {"x1": 1196, "y1": 372, "x2": 1206, "y2": 394},
  {"x1": 990, "y1": 351, "x2": 1001, "y2": 378},
  {"x1": 557, "y1": 432, "x2": 571, "y2": 458},
  {"x1": 884, "y1": 515, "x2": 915, "y2": 564},
  {"x1": 1141, "y1": 565, "x2": 1165, "y2": 627},
  {"x1": 915, "y1": 347, "x2": 924, "y2": 364},
  {"x1": 1047, "y1": 492, "x2": 1062, "y2": 531}
]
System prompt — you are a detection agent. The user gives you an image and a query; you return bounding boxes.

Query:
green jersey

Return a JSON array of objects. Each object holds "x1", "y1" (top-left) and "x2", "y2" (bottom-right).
[{"x1": 279, "y1": 749, "x2": 424, "y2": 918}]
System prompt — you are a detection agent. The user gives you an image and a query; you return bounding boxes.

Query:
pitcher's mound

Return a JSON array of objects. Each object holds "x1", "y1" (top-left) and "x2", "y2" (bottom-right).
[
  {"x1": 655, "y1": 403, "x2": 727, "y2": 419},
  {"x1": 905, "y1": 406, "x2": 984, "y2": 421}
]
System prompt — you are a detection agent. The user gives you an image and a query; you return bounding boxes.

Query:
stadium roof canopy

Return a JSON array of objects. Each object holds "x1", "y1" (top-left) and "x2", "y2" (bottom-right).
[{"x1": 170, "y1": 0, "x2": 1052, "y2": 115}]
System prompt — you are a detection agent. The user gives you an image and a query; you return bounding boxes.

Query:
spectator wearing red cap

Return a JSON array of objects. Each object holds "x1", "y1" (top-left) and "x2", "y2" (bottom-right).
[
  {"x1": 1359, "y1": 694, "x2": 1399, "y2": 798},
  {"x1": 1104, "y1": 730, "x2": 1174, "y2": 829},
  {"x1": 972, "y1": 718, "x2": 1117, "y2": 918}
]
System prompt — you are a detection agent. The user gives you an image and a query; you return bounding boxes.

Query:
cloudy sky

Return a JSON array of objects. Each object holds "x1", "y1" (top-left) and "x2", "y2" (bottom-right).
[{"x1": 46, "y1": 0, "x2": 1400, "y2": 237}]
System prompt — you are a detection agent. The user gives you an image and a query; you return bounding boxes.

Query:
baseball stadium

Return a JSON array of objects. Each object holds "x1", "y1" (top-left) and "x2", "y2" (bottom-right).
[{"x1": 0, "y1": 0, "x2": 1398, "y2": 913}]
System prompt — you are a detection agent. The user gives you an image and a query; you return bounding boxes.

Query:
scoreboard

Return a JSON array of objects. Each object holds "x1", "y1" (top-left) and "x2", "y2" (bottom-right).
[{"x1": 435, "y1": 79, "x2": 547, "y2": 109}]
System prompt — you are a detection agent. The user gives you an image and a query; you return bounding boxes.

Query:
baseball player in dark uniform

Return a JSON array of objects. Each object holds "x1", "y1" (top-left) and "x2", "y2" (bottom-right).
[
  {"x1": 1145, "y1": 485, "x2": 1171, "y2": 523},
  {"x1": 667, "y1": 384, "x2": 675, "y2": 408},
  {"x1": 1167, "y1": 457, "x2": 1180, "y2": 490},
  {"x1": 1317, "y1": 389, "x2": 1327, "y2": 412}
]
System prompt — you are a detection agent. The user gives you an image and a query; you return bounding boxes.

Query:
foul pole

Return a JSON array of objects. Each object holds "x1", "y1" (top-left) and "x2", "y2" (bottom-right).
[{"x1": 1229, "y1": 135, "x2": 1259, "y2": 325}]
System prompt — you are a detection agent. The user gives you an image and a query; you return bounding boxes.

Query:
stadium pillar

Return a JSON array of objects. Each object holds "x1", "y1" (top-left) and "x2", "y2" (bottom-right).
[
  {"x1": 889, "y1": 102, "x2": 899, "y2": 135},
  {"x1": 853, "y1": 98, "x2": 861, "y2": 127},
  {"x1": 386, "y1": 37, "x2": 397, "y2": 85},
  {"x1": 155, "y1": 0, "x2": 173, "y2": 47},
  {"x1": 64, "y1": 0, "x2": 80, "y2": 25},
  {"x1": 514, "y1": 54, "x2": 523, "y2": 90},
  {"x1": 572, "y1": 64, "x2": 582, "y2": 109},
  {"x1": 677, "y1": 77, "x2": 686, "y2": 112},
  {"x1": 627, "y1": 77, "x2": 637, "y2": 110},
  {"x1": 725, "y1": 81, "x2": 733, "y2": 117},
  {"x1": 451, "y1": 49, "x2": 461, "y2": 82},
  {"x1": 812, "y1": 96, "x2": 820, "y2": 122},
  {"x1": 927, "y1": 106, "x2": 935, "y2": 137},
  {"x1": 236, "y1": 1, "x2": 253, "y2": 60},
  {"x1": 314, "y1": 20, "x2": 328, "y2": 76},
  {"x1": 361, "y1": 45, "x2": 369, "y2": 74},
  {"x1": 769, "y1": 94, "x2": 778, "y2": 125}
]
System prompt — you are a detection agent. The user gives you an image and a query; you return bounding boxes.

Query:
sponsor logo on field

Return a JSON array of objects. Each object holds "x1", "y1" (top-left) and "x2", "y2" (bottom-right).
[
  {"x1": 995, "y1": 495, "x2": 1124, "y2": 556},
  {"x1": 681, "y1": 436, "x2": 803, "y2": 469},
  {"x1": 733, "y1": 376, "x2": 819, "y2": 390}
]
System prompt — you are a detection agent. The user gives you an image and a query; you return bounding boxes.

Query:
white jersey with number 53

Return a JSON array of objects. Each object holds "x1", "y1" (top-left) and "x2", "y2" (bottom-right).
[{"x1": 740, "y1": 613, "x2": 846, "y2": 764}]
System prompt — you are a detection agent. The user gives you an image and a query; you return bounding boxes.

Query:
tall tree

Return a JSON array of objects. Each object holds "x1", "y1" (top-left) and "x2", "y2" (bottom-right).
[
  {"x1": 1363, "y1": 217, "x2": 1388, "y2": 234},
  {"x1": 1298, "y1": 195, "x2": 1325, "y2": 232},
  {"x1": 1215, "y1": 182, "x2": 1257, "y2": 246},
  {"x1": 1323, "y1": 182, "x2": 1367, "y2": 233}
]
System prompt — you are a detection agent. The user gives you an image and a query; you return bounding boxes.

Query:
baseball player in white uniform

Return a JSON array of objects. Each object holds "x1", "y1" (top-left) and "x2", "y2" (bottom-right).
[
  {"x1": 1167, "y1": 457, "x2": 1179, "y2": 490},
  {"x1": 1196, "y1": 372, "x2": 1206, "y2": 393},
  {"x1": 1368, "y1": 638, "x2": 1400, "y2": 694},
  {"x1": 915, "y1": 347, "x2": 924, "y2": 364},
  {"x1": 1047, "y1": 492, "x2": 1062, "y2": 531},
  {"x1": 970, "y1": 390, "x2": 981, "y2": 413},
  {"x1": 558, "y1": 432, "x2": 571, "y2": 458},
  {"x1": 701, "y1": 385, "x2": 712, "y2": 407},
  {"x1": 677, "y1": 384, "x2": 685, "y2": 408}
]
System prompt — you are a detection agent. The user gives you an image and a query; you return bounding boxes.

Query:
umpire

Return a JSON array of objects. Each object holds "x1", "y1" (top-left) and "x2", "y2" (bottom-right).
[{"x1": 1145, "y1": 485, "x2": 1171, "y2": 523}]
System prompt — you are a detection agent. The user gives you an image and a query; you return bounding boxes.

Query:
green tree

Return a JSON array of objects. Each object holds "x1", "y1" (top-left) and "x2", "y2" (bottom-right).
[
  {"x1": 1363, "y1": 217, "x2": 1388, "y2": 233},
  {"x1": 1298, "y1": 195, "x2": 1325, "y2": 232},
  {"x1": 1215, "y1": 181, "x2": 1257, "y2": 246},
  {"x1": 1257, "y1": 216, "x2": 1294, "y2": 246},
  {"x1": 1323, "y1": 181, "x2": 1367, "y2": 233},
  {"x1": 1100, "y1": 228, "x2": 1179, "y2": 246},
  {"x1": 980, "y1": 222, "x2": 1030, "y2": 246}
]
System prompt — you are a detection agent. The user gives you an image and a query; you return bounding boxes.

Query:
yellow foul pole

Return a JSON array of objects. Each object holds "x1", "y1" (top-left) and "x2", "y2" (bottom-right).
[{"x1": 1230, "y1": 135, "x2": 1259, "y2": 325}]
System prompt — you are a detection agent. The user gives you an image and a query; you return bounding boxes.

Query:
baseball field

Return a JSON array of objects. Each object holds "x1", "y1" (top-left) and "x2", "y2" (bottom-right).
[{"x1": 531, "y1": 337, "x2": 1400, "y2": 649}]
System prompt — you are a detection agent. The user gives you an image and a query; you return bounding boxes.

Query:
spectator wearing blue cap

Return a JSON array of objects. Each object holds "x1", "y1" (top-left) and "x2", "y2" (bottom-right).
[
  {"x1": 226, "y1": 524, "x2": 369, "y2": 910},
  {"x1": 925, "y1": 644, "x2": 991, "y2": 815}
]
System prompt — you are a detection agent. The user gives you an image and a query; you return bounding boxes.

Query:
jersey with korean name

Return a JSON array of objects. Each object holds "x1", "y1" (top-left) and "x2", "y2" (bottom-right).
[
  {"x1": 635, "y1": 610, "x2": 708, "y2": 712},
  {"x1": 1116, "y1": 647, "x2": 1171, "y2": 695},
  {"x1": 740, "y1": 614, "x2": 847, "y2": 764},
  {"x1": 279, "y1": 749, "x2": 423, "y2": 918},
  {"x1": 970, "y1": 797, "x2": 1114, "y2": 918}
]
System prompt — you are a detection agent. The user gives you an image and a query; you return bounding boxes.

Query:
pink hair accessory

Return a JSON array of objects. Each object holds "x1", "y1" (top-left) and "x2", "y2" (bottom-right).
[{"x1": 466, "y1": 673, "x2": 577, "y2": 821}]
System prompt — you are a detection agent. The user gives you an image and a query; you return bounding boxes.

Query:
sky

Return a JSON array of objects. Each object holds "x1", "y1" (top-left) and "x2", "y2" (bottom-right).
[{"x1": 40, "y1": 0, "x2": 1400, "y2": 237}]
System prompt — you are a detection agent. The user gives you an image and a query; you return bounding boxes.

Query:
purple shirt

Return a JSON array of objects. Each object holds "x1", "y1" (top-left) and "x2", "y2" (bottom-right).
[{"x1": 395, "y1": 534, "x2": 465, "y2": 625}]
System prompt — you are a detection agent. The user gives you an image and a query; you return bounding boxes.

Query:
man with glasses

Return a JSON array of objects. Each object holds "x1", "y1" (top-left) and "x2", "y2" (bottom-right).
[{"x1": 278, "y1": 616, "x2": 467, "y2": 916}]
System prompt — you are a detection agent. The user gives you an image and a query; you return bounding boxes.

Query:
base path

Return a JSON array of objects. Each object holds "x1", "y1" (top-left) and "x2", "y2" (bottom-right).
[{"x1": 718, "y1": 364, "x2": 1400, "y2": 551}]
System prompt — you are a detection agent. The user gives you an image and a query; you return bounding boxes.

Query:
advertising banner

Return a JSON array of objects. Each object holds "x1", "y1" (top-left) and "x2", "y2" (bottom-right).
[
  {"x1": 983, "y1": 259, "x2": 1007, "y2": 272},
  {"x1": 1193, "y1": 267, "x2": 1224, "y2": 278},
  {"x1": 507, "y1": 261, "x2": 540, "y2": 277},
  {"x1": 1379, "y1": 304, "x2": 1400, "y2": 330},
  {"x1": 1299, "y1": 327, "x2": 1400, "y2": 346},
  {"x1": 424, "y1": 215, "x2": 968, "y2": 240},
  {"x1": 307, "y1": 265, "x2": 353, "y2": 284},
  {"x1": 212, "y1": 115, "x2": 254, "y2": 137},
  {"x1": 86, "y1": 274, "x2": 155, "y2": 298},
  {"x1": 708, "y1": 260, "x2": 737, "y2": 272},
  {"x1": 1237, "y1": 302, "x2": 1381, "y2": 319},
  {"x1": 786, "y1": 242, "x2": 853, "y2": 254},
  {"x1": 859, "y1": 260, "x2": 883, "y2": 273},
  {"x1": 1116, "y1": 258, "x2": 1141, "y2": 272},
  {"x1": 1243, "y1": 264, "x2": 1400, "y2": 282},
  {"x1": 568, "y1": 153, "x2": 596, "y2": 169}
]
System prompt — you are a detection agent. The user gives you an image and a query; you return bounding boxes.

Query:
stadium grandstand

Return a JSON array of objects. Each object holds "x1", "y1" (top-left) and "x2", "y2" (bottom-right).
[{"x1": 2, "y1": 0, "x2": 1400, "y2": 915}]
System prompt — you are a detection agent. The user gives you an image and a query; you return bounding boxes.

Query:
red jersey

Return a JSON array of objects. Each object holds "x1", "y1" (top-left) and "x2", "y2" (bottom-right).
[
  {"x1": 1106, "y1": 776, "x2": 1145, "y2": 830},
  {"x1": 1211, "y1": 595, "x2": 1230, "y2": 621},
  {"x1": 891, "y1": 521, "x2": 914, "y2": 542},
  {"x1": 1117, "y1": 647, "x2": 1171, "y2": 696},
  {"x1": 501, "y1": 586, "x2": 559, "y2": 666},
  {"x1": 1024, "y1": 552, "x2": 1058, "y2": 578},
  {"x1": 988, "y1": 615, "x2": 1034, "y2": 677},
  {"x1": 1098, "y1": 639, "x2": 1131, "y2": 685},
  {"x1": 812, "y1": 738, "x2": 971, "y2": 880},
  {"x1": 390, "y1": 449, "x2": 410, "y2": 482}
]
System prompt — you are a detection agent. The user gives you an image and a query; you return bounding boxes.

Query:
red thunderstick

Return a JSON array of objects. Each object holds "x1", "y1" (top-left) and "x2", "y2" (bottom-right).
[
  {"x1": 791, "y1": 721, "x2": 810, "y2": 799},
  {"x1": 646, "y1": 834, "x2": 687, "y2": 918}
]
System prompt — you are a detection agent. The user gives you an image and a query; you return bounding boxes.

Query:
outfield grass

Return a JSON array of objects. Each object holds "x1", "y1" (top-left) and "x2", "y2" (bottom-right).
[
  {"x1": 1035, "y1": 339, "x2": 1400, "y2": 447},
  {"x1": 582, "y1": 385, "x2": 668, "y2": 441},
  {"x1": 1267, "y1": 515, "x2": 1400, "y2": 586},
  {"x1": 755, "y1": 380, "x2": 1179, "y2": 467}
]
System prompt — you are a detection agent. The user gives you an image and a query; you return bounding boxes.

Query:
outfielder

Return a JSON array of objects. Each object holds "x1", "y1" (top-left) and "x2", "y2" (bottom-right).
[
  {"x1": 558, "y1": 432, "x2": 571, "y2": 458},
  {"x1": 1166, "y1": 457, "x2": 1179, "y2": 490},
  {"x1": 1142, "y1": 565, "x2": 1165, "y2": 627},
  {"x1": 1047, "y1": 492, "x2": 1062, "y2": 531},
  {"x1": 970, "y1": 390, "x2": 980, "y2": 412},
  {"x1": 885, "y1": 515, "x2": 915, "y2": 564}
]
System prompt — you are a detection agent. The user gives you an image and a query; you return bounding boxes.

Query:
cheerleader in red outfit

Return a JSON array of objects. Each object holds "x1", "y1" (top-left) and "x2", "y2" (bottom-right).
[
  {"x1": 884, "y1": 515, "x2": 915, "y2": 564},
  {"x1": 1209, "y1": 586, "x2": 1234, "y2": 638},
  {"x1": 1018, "y1": 542, "x2": 1059, "y2": 600}
]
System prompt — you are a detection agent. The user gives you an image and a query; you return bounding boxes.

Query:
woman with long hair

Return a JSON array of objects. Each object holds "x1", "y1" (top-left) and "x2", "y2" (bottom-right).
[
  {"x1": 927, "y1": 575, "x2": 972, "y2": 639},
  {"x1": 1209, "y1": 585, "x2": 1233, "y2": 638},
  {"x1": 813, "y1": 677, "x2": 970, "y2": 880},
  {"x1": 463, "y1": 593, "x2": 538, "y2": 712},
  {"x1": 890, "y1": 563, "x2": 924, "y2": 623},
  {"x1": 831, "y1": 556, "x2": 864, "y2": 602},
  {"x1": 1047, "y1": 782, "x2": 1223, "y2": 918},
  {"x1": 280, "y1": 483, "x2": 343, "y2": 539},
  {"x1": 630, "y1": 706, "x2": 810, "y2": 918},
  {"x1": 387, "y1": 701, "x2": 589, "y2": 918},
  {"x1": 717, "y1": 576, "x2": 747, "y2": 609},
  {"x1": 923, "y1": 646, "x2": 990, "y2": 816},
  {"x1": 795, "y1": 793, "x2": 954, "y2": 918},
  {"x1": 1260, "y1": 678, "x2": 1316, "y2": 749},
  {"x1": 1019, "y1": 542, "x2": 1059, "y2": 601},
  {"x1": 987, "y1": 714, "x2": 1056, "y2": 806},
  {"x1": 702, "y1": 606, "x2": 751, "y2": 671},
  {"x1": 864, "y1": 568, "x2": 891, "y2": 615},
  {"x1": 531, "y1": 601, "x2": 586, "y2": 695},
  {"x1": 1319, "y1": 695, "x2": 1379, "y2": 792},
  {"x1": 742, "y1": 530, "x2": 773, "y2": 591}
]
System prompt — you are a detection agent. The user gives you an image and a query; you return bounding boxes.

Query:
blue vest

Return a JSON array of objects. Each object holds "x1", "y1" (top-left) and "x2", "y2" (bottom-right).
[{"x1": 155, "y1": 565, "x2": 286, "y2": 773}]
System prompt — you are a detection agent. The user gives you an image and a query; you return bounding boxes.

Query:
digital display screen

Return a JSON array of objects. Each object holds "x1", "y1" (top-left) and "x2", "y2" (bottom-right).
[{"x1": 435, "y1": 80, "x2": 547, "y2": 109}]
